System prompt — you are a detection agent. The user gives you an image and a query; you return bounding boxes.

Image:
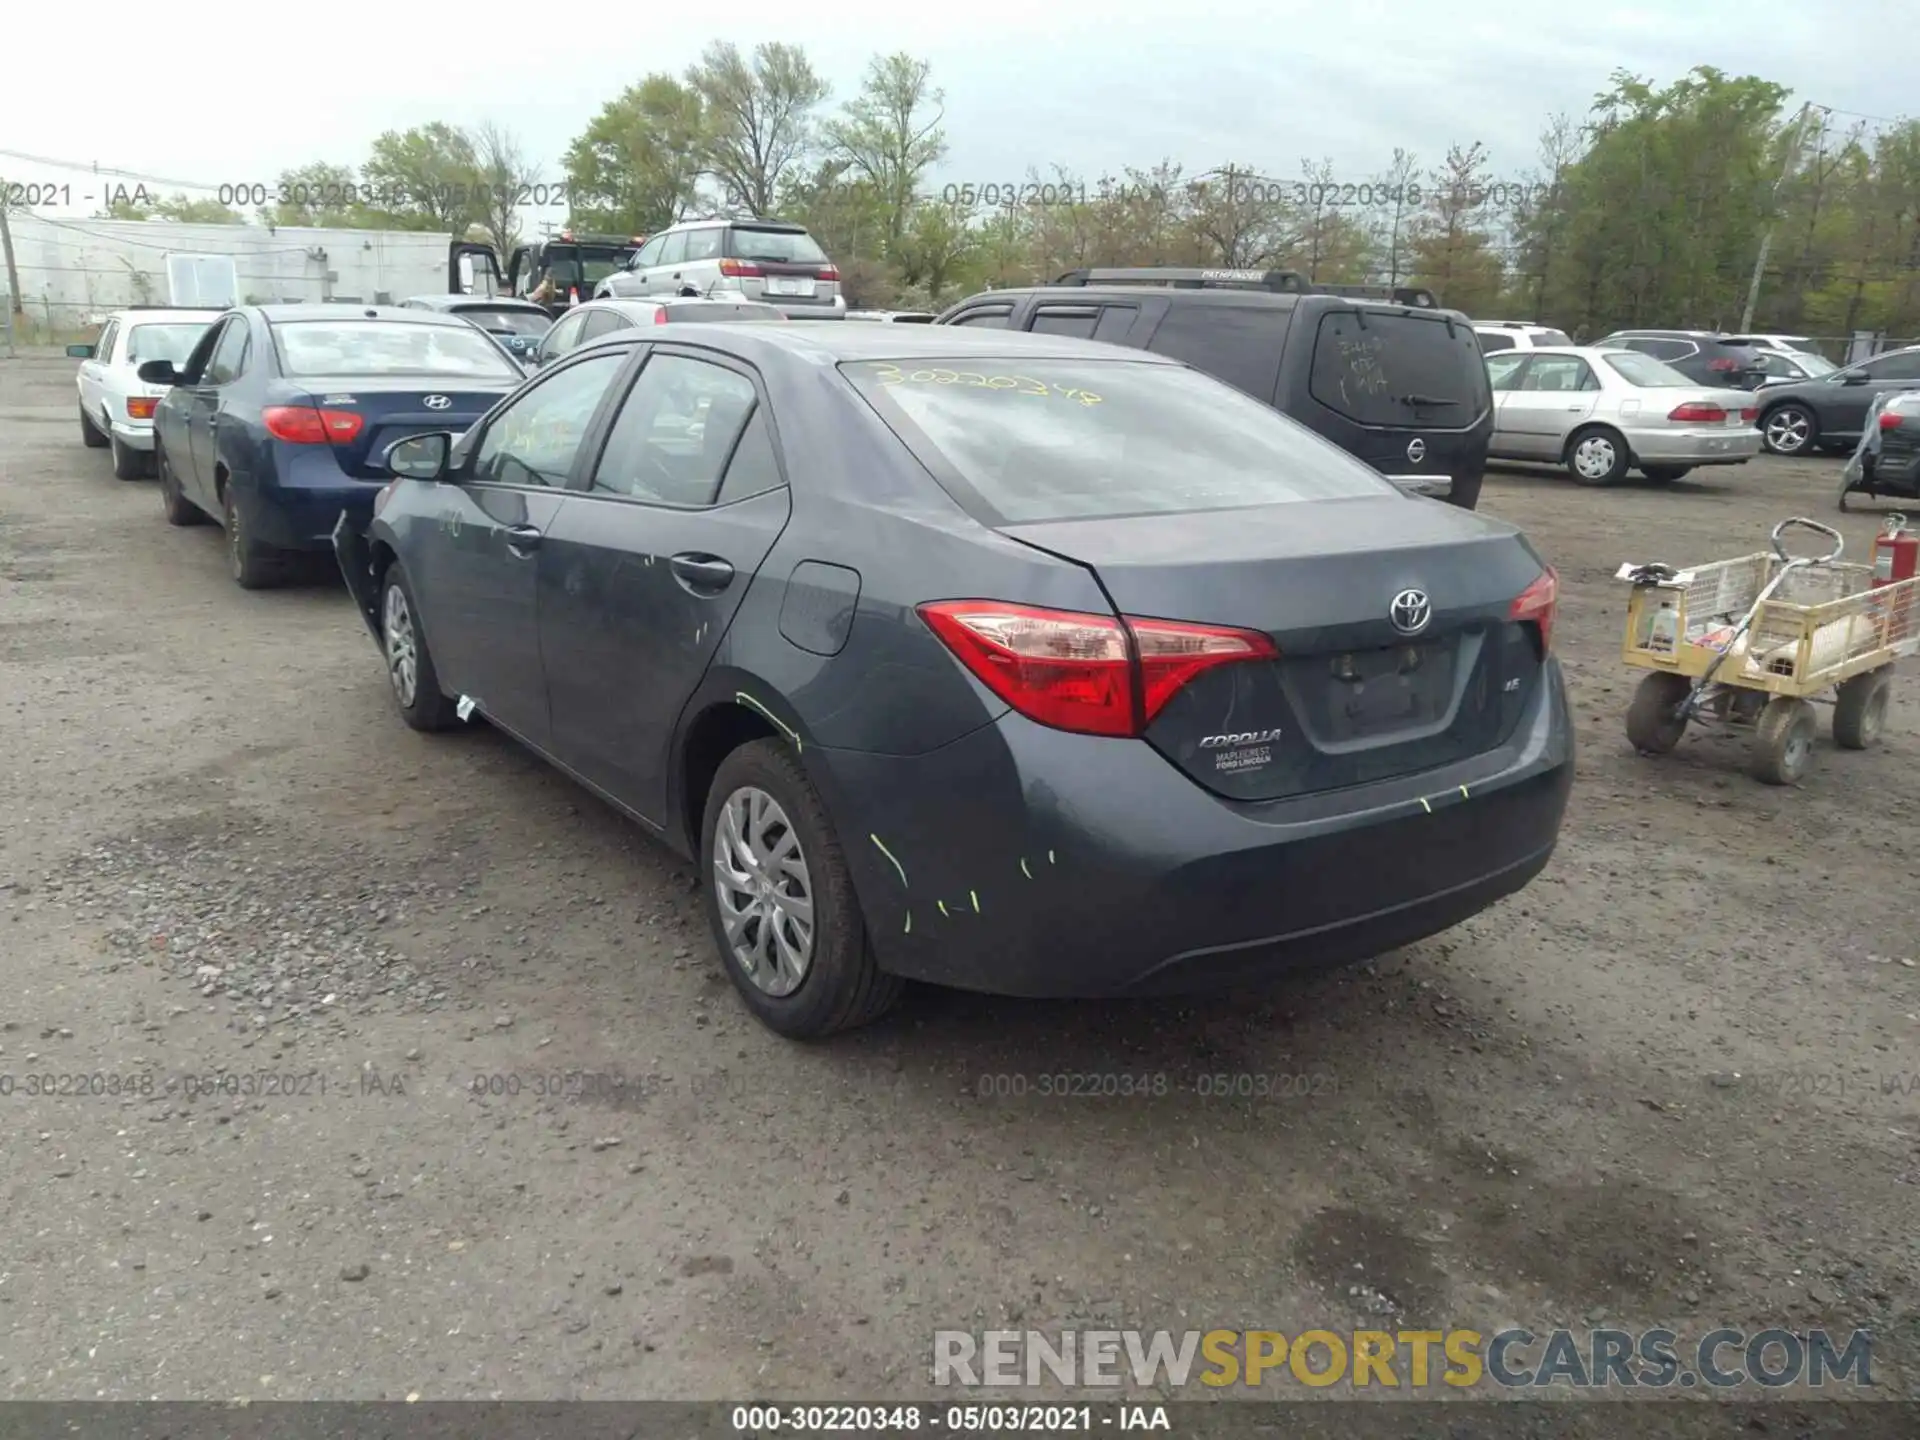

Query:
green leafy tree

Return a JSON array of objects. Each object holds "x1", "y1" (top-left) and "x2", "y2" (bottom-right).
[
  {"x1": 823, "y1": 52, "x2": 947, "y2": 247},
  {"x1": 359, "y1": 122, "x2": 481, "y2": 230},
  {"x1": 688, "y1": 41, "x2": 829, "y2": 217},
  {"x1": 262, "y1": 162, "x2": 365, "y2": 227},
  {"x1": 563, "y1": 76, "x2": 709, "y2": 234},
  {"x1": 103, "y1": 192, "x2": 243, "y2": 223},
  {"x1": 1406, "y1": 142, "x2": 1506, "y2": 313}
]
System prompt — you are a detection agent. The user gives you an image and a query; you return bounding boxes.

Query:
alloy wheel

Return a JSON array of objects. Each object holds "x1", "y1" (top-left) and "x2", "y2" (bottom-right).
[
  {"x1": 383, "y1": 583, "x2": 418, "y2": 709},
  {"x1": 1765, "y1": 408, "x2": 1812, "y2": 454},
  {"x1": 712, "y1": 786, "x2": 816, "y2": 997}
]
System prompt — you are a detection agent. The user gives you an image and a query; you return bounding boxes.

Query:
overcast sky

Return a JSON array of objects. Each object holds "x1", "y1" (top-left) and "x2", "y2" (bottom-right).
[{"x1": 3, "y1": 0, "x2": 1912, "y2": 220}]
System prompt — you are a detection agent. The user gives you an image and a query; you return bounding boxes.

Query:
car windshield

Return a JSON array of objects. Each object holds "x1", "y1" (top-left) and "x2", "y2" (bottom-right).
[
  {"x1": 271, "y1": 321, "x2": 522, "y2": 379},
  {"x1": 727, "y1": 227, "x2": 828, "y2": 264},
  {"x1": 458, "y1": 307, "x2": 551, "y2": 337},
  {"x1": 126, "y1": 323, "x2": 212, "y2": 365},
  {"x1": 1601, "y1": 352, "x2": 1695, "y2": 388},
  {"x1": 842, "y1": 358, "x2": 1397, "y2": 525}
]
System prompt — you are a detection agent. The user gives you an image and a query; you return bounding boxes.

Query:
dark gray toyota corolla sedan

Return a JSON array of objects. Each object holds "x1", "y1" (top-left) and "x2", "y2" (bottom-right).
[{"x1": 335, "y1": 323, "x2": 1574, "y2": 1039}]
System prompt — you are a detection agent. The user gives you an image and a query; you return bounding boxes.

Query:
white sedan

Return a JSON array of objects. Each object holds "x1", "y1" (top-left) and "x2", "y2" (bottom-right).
[
  {"x1": 1485, "y1": 346, "x2": 1763, "y2": 486},
  {"x1": 72, "y1": 308, "x2": 222, "y2": 478}
]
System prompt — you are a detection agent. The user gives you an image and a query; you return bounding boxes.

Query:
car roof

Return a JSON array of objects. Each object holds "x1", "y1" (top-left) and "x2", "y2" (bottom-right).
[
  {"x1": 253, "y1": 304, "x2": 476, "y2": 326},
  {"x1": 109, "y1": 308, "x2": 225, "y2": 321},
  {"x1": 573, "y1": 322, "x2": 1187, "y2": 366},
  {"x1": 404, "y1": 294, "x2": 548, "y2": 312},
  {"x1": 963, "y1": 283, "x2": 1460, "y2": 316}
]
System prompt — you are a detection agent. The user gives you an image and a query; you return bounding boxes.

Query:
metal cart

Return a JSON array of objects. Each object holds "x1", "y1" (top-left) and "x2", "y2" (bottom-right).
[{"x1": 1617, "y1": 517, "x2": 1919, "y2": 784}]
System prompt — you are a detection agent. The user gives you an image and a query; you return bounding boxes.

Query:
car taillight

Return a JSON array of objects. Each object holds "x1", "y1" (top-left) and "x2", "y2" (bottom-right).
[
  {"x1": 263, "y1": 405, "x2": 364, "y2": 444},
  {"x1": 1668, "y1": 402, "x2": 1727, "y2": 422},
  {"x1": 1740, "y1": 407, "x2": 1758, "y2": 422},
  {"x1": 718, "y1": 258, "x2": 762, "y2": 278},
  {"x1": 654, "y1": 308, "x2": 671, "y2": 325},
  {"x1": 1509, "y1": 567, "x2": 1558, "y2": 656},
  {"x1": 915, "y1": 600, "x2": 1276, "y2": 738},
  {"x1": 1880, "y1": 409, "x2": 1905, "y2": 431},
  {"x1": 816, "y1": 265, "x2": 839, "y2": 282},
  {"x1": 125, "y1": 396, "x2": 158, "y2": 419},
  {"x1": 1707, "y1": 357, "x2": 1738, "y2": 371}
]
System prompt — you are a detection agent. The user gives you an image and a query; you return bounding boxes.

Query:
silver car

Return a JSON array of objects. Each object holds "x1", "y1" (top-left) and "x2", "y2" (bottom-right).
[
  {"x1": 1486, "y1": 346, "x2": 1762, "y2": 485},
  {"x1": 594, "y1": 218, "x2": 846, "y2": 320}
]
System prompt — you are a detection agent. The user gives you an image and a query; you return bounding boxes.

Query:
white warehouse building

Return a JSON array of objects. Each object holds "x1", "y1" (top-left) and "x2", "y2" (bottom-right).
[{"x1": 4, "y1": 216, "x2": 460, "y2": 329}]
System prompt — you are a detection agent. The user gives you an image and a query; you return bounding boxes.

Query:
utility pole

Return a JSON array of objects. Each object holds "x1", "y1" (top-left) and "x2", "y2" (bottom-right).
[
  {"x1": 0, "y1": 182, "x2": 22, "y2": 318},
  {"x1": 1739, "y1": 103, "x2": 1814, "y2": 332}
]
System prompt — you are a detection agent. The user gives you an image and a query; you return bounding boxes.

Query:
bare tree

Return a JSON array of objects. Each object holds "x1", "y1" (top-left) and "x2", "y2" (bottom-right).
[
  {"x1": 825, "y1": 52, "x2": 947, "y2": 246},
  {"x1": 471, "y1": 121, "x2": 539, "y2": 258}
]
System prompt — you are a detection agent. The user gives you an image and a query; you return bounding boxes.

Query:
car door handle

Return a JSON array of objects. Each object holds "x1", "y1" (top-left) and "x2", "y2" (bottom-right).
[
  {"x1": 505, "y1": 525, "x2": 543, "y2": 554},
  {"x1": 669, "y1": 553, "x2": 734, "y2": 594}
]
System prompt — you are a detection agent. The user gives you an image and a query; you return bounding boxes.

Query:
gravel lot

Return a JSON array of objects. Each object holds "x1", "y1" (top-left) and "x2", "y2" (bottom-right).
[{"x1": 2, "y1": 351, "x2": 1916, "y2": 1411}]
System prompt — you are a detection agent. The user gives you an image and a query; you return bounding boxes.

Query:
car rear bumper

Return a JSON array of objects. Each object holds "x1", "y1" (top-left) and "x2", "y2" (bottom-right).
[
  {"x1": 1629, "y1": 425, "x2": 1763, "y2": 465},
  {"x1": 817, "y1": 660, "x2": 1574, "y2": 998},
  {"x1": 108, "y1": 419, "x2": 155, "y2": 449},
  {"x1": 240, "y1": 479, "x2": 380, "y2": 552}
]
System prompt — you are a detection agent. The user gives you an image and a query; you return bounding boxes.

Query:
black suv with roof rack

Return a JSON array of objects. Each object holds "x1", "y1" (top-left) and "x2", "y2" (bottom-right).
[
  {"x1": 934, "y1": 267, "x2": 1492, "y2": 509},
  {"x1": 1593, "y1": 330, "x2": 1772, "y2": 391}
]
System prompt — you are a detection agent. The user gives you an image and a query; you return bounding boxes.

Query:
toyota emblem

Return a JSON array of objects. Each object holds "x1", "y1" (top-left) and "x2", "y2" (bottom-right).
[
  {"x1": 1406, "y1": 437, "x2": 1427, "y2": 464},
  {"x1": 1389, "y1": 588, "x2": 1432, "y2": 636},
  {"x1": 423, "y1": 394, "x2": 452, "y2": 410}
]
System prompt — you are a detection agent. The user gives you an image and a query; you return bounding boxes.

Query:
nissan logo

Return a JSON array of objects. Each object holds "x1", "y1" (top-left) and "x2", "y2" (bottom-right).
[
  {"x1": 1389, "y1": 588, "x2": 1432, "y2": 636},
  {"x1": 1406, "y1": 437, "x2": 1427, "y2": 464},
  {"x1": 423, "y1": 394, "x2": 452, "y2": 410}
]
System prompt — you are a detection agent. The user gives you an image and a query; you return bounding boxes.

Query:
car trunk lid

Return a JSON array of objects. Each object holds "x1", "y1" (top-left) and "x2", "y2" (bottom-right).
[
  {"x1": 266, "y1": 376, "x2": 509, "y2": 479},
  {"x1": 1000, "y1": 496, "x2": 1549, "y2": 801}
]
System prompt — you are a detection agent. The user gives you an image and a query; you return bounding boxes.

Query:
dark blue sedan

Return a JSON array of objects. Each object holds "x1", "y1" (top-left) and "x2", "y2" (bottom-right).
[
  {"x1": 336, "y1": 324, "x2": 1573, "y2": 1039},
  {"x1": 141, "y1": 305, "x2": 525, "y2": 588}
]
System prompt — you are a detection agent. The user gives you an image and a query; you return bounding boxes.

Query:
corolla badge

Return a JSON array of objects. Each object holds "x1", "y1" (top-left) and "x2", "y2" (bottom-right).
[
  {"x1": 1406, "y1": 437, "x2": 1427, "y2": 464},
  {"x1": 1200, "y1": 729, "x2": 1282, "y2": 748},
  {"x1": 1389, "y1": 588, "x2": 1432, "y2": 636},
  {"x1": 423, "y1": 394, "x2": 452, "y2": 410}
]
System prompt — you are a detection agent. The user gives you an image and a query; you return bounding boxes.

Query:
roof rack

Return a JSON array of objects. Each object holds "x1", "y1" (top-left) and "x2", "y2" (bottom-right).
[{"x1": 1050, "y1": 267, "x2": 1437, "y2": 307}]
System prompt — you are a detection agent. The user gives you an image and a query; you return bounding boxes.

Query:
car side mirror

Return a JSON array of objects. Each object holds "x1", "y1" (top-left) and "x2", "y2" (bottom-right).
[
  {"x1": 137, "y1": 359, "x2": 180, "y2": 386},
  {"x1": 67, "y1": 343, "x2": 95, "y2": 359},
  {"x1": 385, "y1": 431, "x2": 453, "y2": 481}
]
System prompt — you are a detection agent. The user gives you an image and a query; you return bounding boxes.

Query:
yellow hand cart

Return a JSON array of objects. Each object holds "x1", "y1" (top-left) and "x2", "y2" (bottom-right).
[{"x1": 1617, "y1": 516, "x2": 1919, "y2": 785}]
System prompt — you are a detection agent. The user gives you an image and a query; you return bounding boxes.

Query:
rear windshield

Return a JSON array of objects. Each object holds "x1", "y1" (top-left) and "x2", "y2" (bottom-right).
[
  {"x1": 127, "y1": 323, "x2": 212, "y2": 365},
  {"x1": 726, "y1": 227, "x2": 828, "y2": 264},
  {"x1": 271, "y1": 321, "x2": 523, "y2": 379},
  {"x1": 842, "y1": 358, "x2": 1397, "y2": 525},
  {"x1": 661, "y1": 303, "x2": 787, "y2": 323},
  {"x1": 537, "y1": 247, "x2": 632, "y2": 287},
  {"x1": 1600, "y1": 352, "x2": 1695, "y2": 387},
  {"x1": 458, "y1": 307, "x2": 551, "y2": 337},
  {"x1": 1308, "y1": 311, "x2": 1490, "y2": 427}
]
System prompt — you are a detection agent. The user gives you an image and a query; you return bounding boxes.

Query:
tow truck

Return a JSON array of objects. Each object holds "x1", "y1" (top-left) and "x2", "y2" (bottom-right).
[{"x1": 449, "y1": 231, "x2": 647, "y2": 319}]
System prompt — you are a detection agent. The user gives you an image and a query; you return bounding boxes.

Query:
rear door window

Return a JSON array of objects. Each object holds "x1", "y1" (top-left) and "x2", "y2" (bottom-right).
[
  {"x1": 1144, "y1": 304, "x2": 1285, "y2": 404},
  {"x1": 1307, "y1": 310, "x2": 1489, "y2": 426},
  {"x1": 578, "y1": 310, "x2": 626, "y2": 343},
  {"x1": 1029, "y1": 307, "x2": 1100, "y2": 339}
]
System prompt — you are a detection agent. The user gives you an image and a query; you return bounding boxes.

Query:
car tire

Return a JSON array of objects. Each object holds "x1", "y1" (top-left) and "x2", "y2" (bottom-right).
[
  {"x1": 1626, "y1": 672, "x2": 1692, "y2": 755},
  {"x1": 156, "y1": 445, "x2": 207, "y2": 526},
  {"x1": 80, "y1": 402, "x2": 109, "y2": 448},
  {"x1": 1566, "y1": 426, "x2": 1630, "y2": 486},
  {"x1": 1749, "y1": 697, "x2": 1817, "y2": 785},
  {"x1": 1831, "y1": 667, "x2": 1891, "y2": 750},
  {"x1": 109, "y1": 431, "x2": 149, "y2": 480},
  {"x1": 701, "y1": 737, "x2": 903, "y2": 1040},
  {"x1": 1640, "y1": 465, "x2": 1691, "y2": 484},
  {"x1": 1761, "y1": 403, "x2": 1817, "y2": 456},
  {"x1": 222, "y1": 487, "x2": 283, "y2": 590},
  {"x1": 379, "y1": 566, "x2": 461, "y2": 732}
]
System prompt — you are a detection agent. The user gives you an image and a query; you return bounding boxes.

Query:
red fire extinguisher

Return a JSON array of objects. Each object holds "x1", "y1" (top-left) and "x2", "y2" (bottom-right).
[{"x1": 1873, "y1": 513, "x2": 1917, "y2": 637}]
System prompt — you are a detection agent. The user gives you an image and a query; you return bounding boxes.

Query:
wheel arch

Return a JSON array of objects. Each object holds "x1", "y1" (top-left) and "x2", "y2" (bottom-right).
[{"x1": 1561, "y1": 420, "x2": 1630, "y2": 465}]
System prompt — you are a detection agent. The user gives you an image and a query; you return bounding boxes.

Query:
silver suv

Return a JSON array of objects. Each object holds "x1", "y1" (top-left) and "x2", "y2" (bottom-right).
[{"x1": 595, "y1": 218, "x2": 845, "y2": 320}]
